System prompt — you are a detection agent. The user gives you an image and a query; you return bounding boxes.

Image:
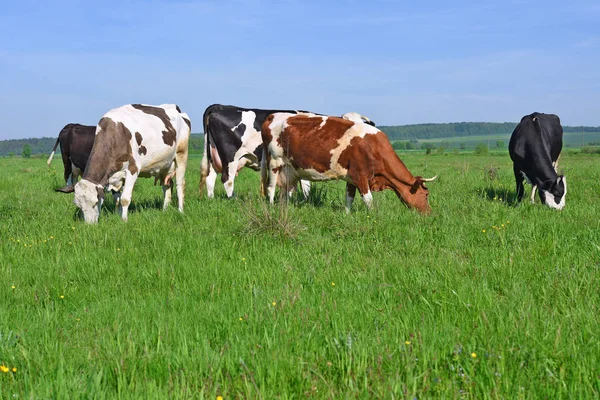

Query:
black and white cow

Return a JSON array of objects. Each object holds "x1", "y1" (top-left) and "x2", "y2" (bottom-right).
[
  {"x1": 74, "y1": 104, "x2": 191, "y2": 223},
  {"x1": 199, "y1": 104, "x2": 375, "y2": 198},
  {"x1": 509, "y1": 112, "x2": 566, "y2": 209},
  {"x1": 47, "y1": 123, "x2": 96, "y2": 192}
]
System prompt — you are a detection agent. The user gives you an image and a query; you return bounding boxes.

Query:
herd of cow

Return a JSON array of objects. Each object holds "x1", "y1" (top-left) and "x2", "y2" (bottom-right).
[{"x1": 46, "y1": 103, "x2": 567, "y2": 224}]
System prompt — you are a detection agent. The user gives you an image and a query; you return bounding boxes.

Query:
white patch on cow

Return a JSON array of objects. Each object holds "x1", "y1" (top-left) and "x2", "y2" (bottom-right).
[
  {"x1": 206, "y1": 165, "x2": 218, "y2": 198},
  {"x1": 530, "y1": 185, "x2": 538, "y2": 203},
  {"x1": 542, "y1": 176, "x2": 567, "y2": 210},
  {"x1": 329, "y1": 122, "x2": 379, "y2": 176},
  {"x1": 362, "y1": 191, "x2": 374, "y2": 209},
  {"x1": 300, "y1": 180, "x2": 311, "y2": 199},
  {"x1": 319, "y1": 116, "x2": 328, "y2": 129}
]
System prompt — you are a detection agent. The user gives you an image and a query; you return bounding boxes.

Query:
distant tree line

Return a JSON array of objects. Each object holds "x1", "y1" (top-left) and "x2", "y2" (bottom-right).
[
  {"x1": 379, "y1": 122, "x2": 600, "y2": 141},
  {"x1": 1, "y1": 122, "x2": 599, "y2": 156}
]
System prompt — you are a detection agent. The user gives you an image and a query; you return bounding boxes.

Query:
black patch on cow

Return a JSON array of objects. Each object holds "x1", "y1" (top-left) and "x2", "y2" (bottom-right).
[
  {"x1": 176, "y1": 105, "x2": 181, "y2": 113},
  {"x1": 183, "y1": 117, "x2": 191, "y2": 131},
  {"x1": 139, "y1": 145, "x2": 147, "y2": 155},
  {"x1": 131, "y1": 104, "x2": 177, "y2": 146},
  {"x1": 233, "y1": 122, "x2": 246, "y2": 137},
  {"x1": 135, "y1": 132, "x2": 143, "y2": 146}
]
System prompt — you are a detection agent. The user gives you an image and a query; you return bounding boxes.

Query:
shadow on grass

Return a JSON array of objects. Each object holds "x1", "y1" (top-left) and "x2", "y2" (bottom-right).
[{"x1": 476, "y1": 186, "x2": 519, "y2": 207}]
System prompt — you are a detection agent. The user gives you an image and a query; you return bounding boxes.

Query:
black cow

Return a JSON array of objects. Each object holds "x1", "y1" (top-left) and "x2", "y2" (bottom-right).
[
  {"x1": 47, "y1": 123, "x2": 96, "y2": 193},
  {"x1": 509, "y1": 112, "x2": 566, "y2": 209},
  {"x1": 199, "y1": 104, "x2": 375, "y2": 198}
]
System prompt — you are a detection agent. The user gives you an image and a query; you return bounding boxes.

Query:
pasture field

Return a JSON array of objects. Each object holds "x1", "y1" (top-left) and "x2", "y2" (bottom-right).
[{"x1": 1, "y1": 152, "x2": 599, "y2": 398}]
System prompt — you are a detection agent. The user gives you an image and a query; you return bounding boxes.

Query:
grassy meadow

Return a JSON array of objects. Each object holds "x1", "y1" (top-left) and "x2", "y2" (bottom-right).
[{"x1": 1, "y1": 152, "x2": 599, "y2": 398}]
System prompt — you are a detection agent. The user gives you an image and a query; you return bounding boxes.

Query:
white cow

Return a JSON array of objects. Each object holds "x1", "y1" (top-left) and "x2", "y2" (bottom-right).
[{"x1": 74, "y1": 104, "x2": 191, "y2": 223}]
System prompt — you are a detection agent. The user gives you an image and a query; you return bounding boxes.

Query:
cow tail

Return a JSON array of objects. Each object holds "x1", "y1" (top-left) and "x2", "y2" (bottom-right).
[
  {"x1": 47, "y1": 136, "x2": 60, "y2": 166},
  {"x1": 199, "y1": 106, "x2": 213, "y2": 197}
]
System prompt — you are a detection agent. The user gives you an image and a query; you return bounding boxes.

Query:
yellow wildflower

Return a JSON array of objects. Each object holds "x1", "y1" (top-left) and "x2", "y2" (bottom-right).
[
  {"x1": 331, "y1": 282, "x2": 335, "y2": 286},
  {"x1": 405, "y1": 341, "x2": 411, "y2": 345},
  {"x1": 482, "y1": 229, "x2": 486, "y2": 233},
  {"x1": 11, "y1": 285, "x2": 15, "y2": 289},
  {"x1": 272, "y1": 302, "x2": 276, "y2": 306},
  {"x1": 217, "y1": 396, "x2": 224, "y2": 400},
  {"x1": 239, "y1": 317, "x2": 243, "y2": 321},
  {"x1": 0, "y1": 365, "x2": 8, "y2": 373},
  {"x1": 471, "y1": 353, "x2": 477, "y2": 358},
  {"x1": 12, "y1": 367, "x2": 16, "y2": 372},
  {"x1": 60, "y1": 295, "x2": 65, "y2": 299}
]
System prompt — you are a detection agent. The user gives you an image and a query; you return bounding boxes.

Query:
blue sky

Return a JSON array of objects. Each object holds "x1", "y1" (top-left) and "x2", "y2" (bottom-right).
[{"x1": 1, "y1": 0, "x2": 599, "y2": 139}]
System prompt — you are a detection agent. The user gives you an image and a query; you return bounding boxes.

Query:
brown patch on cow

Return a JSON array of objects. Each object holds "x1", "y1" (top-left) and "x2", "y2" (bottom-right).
[
  {"x1": 277, "y1": 116, "x2": 352, "y2": 173},
  {"x1": 261, "y1": 114, "x2": 275, "y2": 144},
  {"x1": 128, "y1": 156, "x2": 138, "y2": 175},
  {"x1": 135, "y1": 132, "x2": 143, "y2": 146},
  {"x1": 82, "y1": 117, "x2": 134, "y2": 186},
  {"x1": 131, "y1": 104, "x2": 177, "y2": 146},
  {"x1": 138, "y1": 145, "x2": 147, "y2": 155},
  {"x1": 182, "y1": 117, "x2": 191, "y2": 131},
  {"x1": 175, "y1": 105, "x2": 181, "y2": 113}
]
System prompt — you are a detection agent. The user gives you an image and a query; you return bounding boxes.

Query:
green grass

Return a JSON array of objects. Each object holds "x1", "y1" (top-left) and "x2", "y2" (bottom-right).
[{"x1": 1, "y1": 153, "x2": 599, "y2": 398}]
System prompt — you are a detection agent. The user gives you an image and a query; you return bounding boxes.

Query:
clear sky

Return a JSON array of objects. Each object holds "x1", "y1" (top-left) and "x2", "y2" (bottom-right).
[{"x1": 1, "y1": 0, "x2": 599, "y2": 139}]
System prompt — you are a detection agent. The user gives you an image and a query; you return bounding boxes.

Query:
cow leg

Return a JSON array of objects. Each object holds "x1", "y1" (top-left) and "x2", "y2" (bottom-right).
[
  {"x1": 71, "y1": 165, "x2": 82, "y2": 186},
  {"x1": 345, "y1": 183, "x2": 357, "y2": 214},
  {"x1": 119, "y1": 172, "x2": 139, "y2": 221},
  {"x1": 204, "y1": 164, "x2": 218, "y2": 199},
  {"x1": 175, "y1": 146, "x2": 188, "y2": 213},
  {"x1": 162, "y1": 182, "x2": 173, "y2": 210},
  {"x1": 514, "y1": 166, "x2": 524, "y2": 204},
  {"x1": 267, "y1": 159, "x2": 284, "y2": 204},
  {"x1": 530, "y1": 185, "x2": 537, "y2": 204},
  {"x1": 300, "y1": 180, "x2": 311, "y2": 200},
  {"x1": 224, "y1": 160, "x2": 239, "y2": 198},
  {"x1": 112, "y1": 190, "x2": 122, "y2": 215},
  {"x1": 62, "y1": 157, "x2": 72, "y2": 186}
]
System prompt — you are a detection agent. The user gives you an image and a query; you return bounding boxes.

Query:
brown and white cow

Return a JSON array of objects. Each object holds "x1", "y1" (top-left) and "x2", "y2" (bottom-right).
[
  {"x1": 261, "y1": 113, "x2": 436, "y2": 213},
  {"x1": 74, "y1": 104, "x2": 191, "y2": 223}
]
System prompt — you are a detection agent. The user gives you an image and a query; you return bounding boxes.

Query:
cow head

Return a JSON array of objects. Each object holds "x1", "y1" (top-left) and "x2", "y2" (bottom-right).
[
  {"x1": 404, "y1": 176, "x2": 437, "y2": 214},
  {"x1": 74, "y1": 179, "x2": 105, "y2": 224},
  {"x1": 540, "y1": 175, "x2": 567, "y2": 210}
]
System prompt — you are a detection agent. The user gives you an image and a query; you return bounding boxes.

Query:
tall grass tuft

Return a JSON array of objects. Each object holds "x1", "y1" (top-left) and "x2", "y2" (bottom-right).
[{"x1": 239, "y1": 197, "x2": 306, "y2": 240}]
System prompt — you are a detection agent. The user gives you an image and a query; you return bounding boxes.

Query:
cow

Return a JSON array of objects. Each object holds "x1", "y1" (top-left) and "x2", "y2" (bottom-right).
[
  {"x1": 74, "y1": 104, "x2": 191, "y2": 224},
  {"x1": 199, "y1": 105, "x2": 375, "y2": 199},
  {"x1": 199, "y1": 104, "x2": 315, "y2": 199},
  {"x1": 261, "y1": 113, "x2": 437, "y2": 214},
  {"x1": 509, "y1": 112, "x2": 566, "y2": 210},
  {"x1": 47, "y1": 123, "x2": 96, "y2": 192}
]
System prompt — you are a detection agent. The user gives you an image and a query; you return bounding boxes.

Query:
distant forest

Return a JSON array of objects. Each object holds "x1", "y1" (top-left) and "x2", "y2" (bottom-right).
[
  {"x1": 379, "y1": 122, "x2": 600, "y2": 141},
  {"x1": 1, "y1": 122, "x2": 599, "y2": 156}
]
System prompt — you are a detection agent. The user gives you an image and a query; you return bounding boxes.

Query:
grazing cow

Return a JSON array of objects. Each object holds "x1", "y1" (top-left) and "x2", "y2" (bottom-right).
[
  {"x1": 261, "y1": 113, "x2": 436, "y2": 213},
  {"x1": 47, "y1": 123, "x2": 96, "y2": 192},
  {"x1": 509, "y1": 112, "x2": 566, "y2": 209},
  {"x1": 74, "y1": 104, "x2": 191, "y2": 223},
  {"x1": 199, "y1": 104, "x2": 316, "y2": 198}
]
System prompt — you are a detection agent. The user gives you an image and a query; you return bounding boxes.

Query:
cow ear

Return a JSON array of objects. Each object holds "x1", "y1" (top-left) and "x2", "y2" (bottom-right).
[{"x1": 96, "y1": 186, "x2": 105, "y2": 200}]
